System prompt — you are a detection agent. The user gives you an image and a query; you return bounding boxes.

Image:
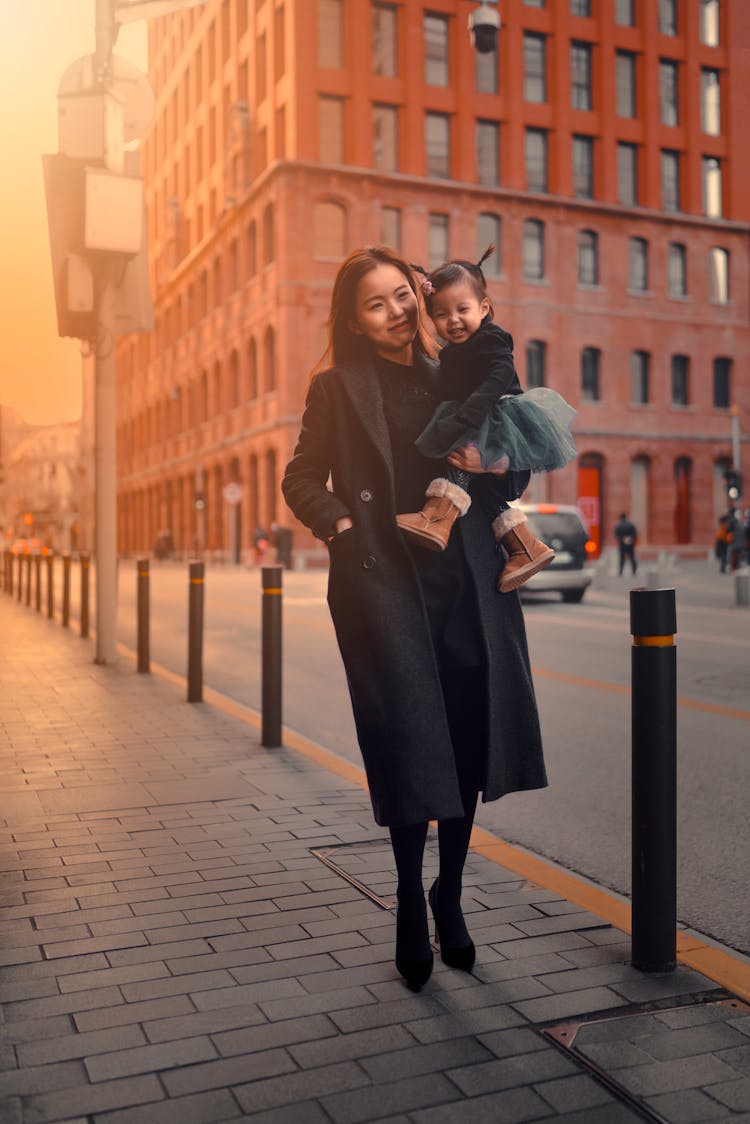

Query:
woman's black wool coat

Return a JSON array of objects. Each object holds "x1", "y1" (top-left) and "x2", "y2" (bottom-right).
[{"x1": 282, "y1": 357, "x2": 547, "y2": 828}]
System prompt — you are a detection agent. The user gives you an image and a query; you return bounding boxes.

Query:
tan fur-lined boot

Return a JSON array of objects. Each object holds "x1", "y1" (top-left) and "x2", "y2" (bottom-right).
[
  {"x1": 493, "y1": 509, "x2": 555, "y2": 593},
  {"x1": 396, "y1": 478, "x2": 472, "y2": 552}
]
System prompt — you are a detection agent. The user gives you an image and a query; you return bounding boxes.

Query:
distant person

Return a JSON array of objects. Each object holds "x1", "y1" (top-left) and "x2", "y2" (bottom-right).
[
  {"x1": 726, "y1": 508, "x2": 744, "y2": 573},
  {"x1": 744, "y1": 510, "x2": 750, "y2": 566},
  {"x1": 715, "y1": 514, "x2": 732, "y2": 573},
  {"x1": 271, "y1": 522, "x2": 293, "y2": 569},
  {"x1": 614, "y1": 512, "x2": 638, "y2": 576},
  {"x1": 252, "y1": 526, "x2": 270, "y2": 566}
]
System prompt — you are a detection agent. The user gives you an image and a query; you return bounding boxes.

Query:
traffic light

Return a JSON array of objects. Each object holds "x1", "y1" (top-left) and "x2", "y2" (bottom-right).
[{"x1": 724, "y1": 468, "x2": 743, "y2": 501}]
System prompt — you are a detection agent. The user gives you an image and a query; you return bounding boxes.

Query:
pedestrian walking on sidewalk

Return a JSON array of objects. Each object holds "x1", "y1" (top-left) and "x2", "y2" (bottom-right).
[
  {"x1": 283, "y1": 246, "x2": 546, "y2": 992},
  {"x1": 614, "y1": 512, "x2": 638, "y2": 576}
]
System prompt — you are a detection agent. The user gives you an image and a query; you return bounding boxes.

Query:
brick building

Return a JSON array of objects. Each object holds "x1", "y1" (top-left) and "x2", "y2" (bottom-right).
[{"x1": 116, "y1": 0, "x2": 749, "y2": 559}]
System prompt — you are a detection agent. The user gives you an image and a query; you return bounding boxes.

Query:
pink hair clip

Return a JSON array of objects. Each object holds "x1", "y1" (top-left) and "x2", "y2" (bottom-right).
[{"x1": 420, "y1": 278, "x2": 435, "y2": 295}]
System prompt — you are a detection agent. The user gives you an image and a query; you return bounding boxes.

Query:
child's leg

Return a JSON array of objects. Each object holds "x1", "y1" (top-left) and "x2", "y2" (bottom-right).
[
  {"x1": 492, "y1": 508, "x2": 555, "y2": 593},
  {"x1": 396, "y1": 465, "x2": 471, "y2": 553}
]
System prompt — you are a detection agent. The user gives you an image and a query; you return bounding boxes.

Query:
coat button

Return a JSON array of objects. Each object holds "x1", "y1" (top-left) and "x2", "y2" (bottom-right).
[
  {"x1": 362, "y1": 555, "x2": 377, "y2": 570},
  {"x1": 360, "y1": 489, "x2": 374, "y2": 502}
]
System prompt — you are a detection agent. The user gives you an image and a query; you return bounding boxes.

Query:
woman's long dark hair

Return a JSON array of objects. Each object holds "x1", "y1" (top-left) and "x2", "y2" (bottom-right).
[{"x1": 316, "y1": 246, "x2": 436, "y2": 372}]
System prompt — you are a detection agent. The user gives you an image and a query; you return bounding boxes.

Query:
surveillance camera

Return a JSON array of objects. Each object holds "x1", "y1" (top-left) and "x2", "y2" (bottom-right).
[{"x1": 468, "y1": 3, "x2": 500, "y2": 54}]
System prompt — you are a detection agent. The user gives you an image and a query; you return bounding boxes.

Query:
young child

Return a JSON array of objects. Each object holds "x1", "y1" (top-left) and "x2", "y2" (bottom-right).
[{"x1": 396, "y1": 248, "x2": 577, "y2": 592}]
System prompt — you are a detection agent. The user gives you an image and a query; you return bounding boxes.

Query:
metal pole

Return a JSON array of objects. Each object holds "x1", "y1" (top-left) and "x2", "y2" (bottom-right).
[
  {"x1": 630, "y1": 587, "x2": 677, "y2": 973},
  {"x1": 80, "y1": 553, "x2": 90, "y2": 638},
  {"x1": 261, "y1": 565, "x2": 283, "y2": 748},
  {"x1": 94, "y1": 271, "x2": 118, "y2": 664},
  {"x1": 137, "y1": 557, "x2": 150, "y2": 673},
  {"x1": 46, "y1": 554, "x2": 54, "y2": 619},
  {"x1": 187, "y1": 560, "x2": 204, "y2": 702},
  {"x1": 6, "y1": 551, "x2": 12, "y2": 597},
  {"x1": 16, "y1": 554, "x2": 22, "y2": 601},
  {"x1": 731, "y1": 405, "x2": 741, "y2": 471},
  {"x1": 35, "y1": 555, "x2": 42, "y2": 612},
  {"x1": 62, "y1": 553, "x2": 71, "y2": 628},
  {"x1": 25, "y1": 555, "x2": 32, "y2": 606}
]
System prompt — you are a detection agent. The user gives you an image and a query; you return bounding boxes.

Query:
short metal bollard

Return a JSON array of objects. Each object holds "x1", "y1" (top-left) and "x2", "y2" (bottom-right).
[
  {"x1": 62, "y1": 553, "x2": 71, "y2": 628},
  {"x1": 187, "y1": 560, "x2": 204, "y2": 703},
  {"x1": 25, "y1": 554, "x2": 32, "y2": 606},
  {"x1": 261, "y1": 566, "x2": 283, "y2": 748},
  {"x1": 16, "y1": 554, "x2": 23, "y2": 601},
  {"x1": 137, "y1": 558, "x2": 150, "y2": 673},
  {"x1": 46, "y1": 554, "x2": 54, "y2": 619},
  {"x1": 735, "y1": 569, "x2": 750, "y2": 607},
  {"x1": 80, "y1": 553, "x2": 90, "y2": 638},
  {"x1": 35, "y1": 555, "x2": 42, "y2": 612},
  {"x1": 5, "y1": 551, "x2": 12, "y2": 597},
  {"x1": 630, "y1": 587, "x2": 677, "y2": 973}
]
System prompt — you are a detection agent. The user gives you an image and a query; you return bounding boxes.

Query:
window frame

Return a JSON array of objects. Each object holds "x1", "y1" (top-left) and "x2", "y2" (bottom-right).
[
  {"x1": 522, "y1": 219, "x2": 545, "y2": 281},
  {"x1": 670, "y1": 354, "x2": 690, "y2": 407},
  {"x1": 577, "y1": 229, "x2": 599, "y2": 286},
  {"x1": 581, "y1": 346, "x2": 601, "y2": 402},
  {"x1": 628, "y1": 236, "x2": 649, "y2": 292},
  {"x1": 570, "y1": 41, "x2": 593, "y2": 111},
  {"x1": 630, "y1": 350, "x2": 650, "y2": 406}
]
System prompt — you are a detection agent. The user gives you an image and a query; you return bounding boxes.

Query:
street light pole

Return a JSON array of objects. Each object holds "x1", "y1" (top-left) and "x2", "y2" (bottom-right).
[{"x1": 93, "y1": 266, "x2": 119, "y2": 663}]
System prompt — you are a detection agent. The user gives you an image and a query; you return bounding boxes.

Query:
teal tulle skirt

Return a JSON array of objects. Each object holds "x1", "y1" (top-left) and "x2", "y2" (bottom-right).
[{"x1": 415, "y1": 387, "x2": 577, "y2": 473}]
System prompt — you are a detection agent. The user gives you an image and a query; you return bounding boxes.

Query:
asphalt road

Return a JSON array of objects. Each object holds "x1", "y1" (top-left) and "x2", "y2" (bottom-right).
[{"x1": 62, "y1": 554, "x2": 749, "y2": 956}]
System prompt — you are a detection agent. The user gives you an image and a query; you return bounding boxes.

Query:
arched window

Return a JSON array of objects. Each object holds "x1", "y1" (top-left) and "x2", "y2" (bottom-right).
[
  {"x1": 229, "y1": 349, "x2": 240, "y2": 408},
  {"x1": 213, "y1": 256, "x2": 222, "y2": 305},
  {"x1": 477, "y1": 214, "x2": 501, "y2": 274},
  {"x1": 313, "y1": 201, "x2": 347, "y2": 259},
  {"x1": 577, "y1": 229, "x2": 598, "y2": 285},
  {"x1": 262, "y1": 202, "x2": 275, "y2": 265},
  {"x1": 247, "y1": 220, "x2": 257, "y2": 277},
  {"x1": 247, "y1": 338, "x2": 258, "y2": 400},
  {"x1": 199, "y1": 370, "x2": 209, "y2": 422},
  {"x1": 522, "y1": 219, "x2": 544, "y2": 280},
  {"x1": 264, "y1": 326, "x2": 276, "y2": 392}
]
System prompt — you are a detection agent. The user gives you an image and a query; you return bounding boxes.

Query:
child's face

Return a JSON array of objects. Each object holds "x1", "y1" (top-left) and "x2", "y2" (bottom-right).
[{"x1": 430, "y1": 280, "x2": 490, "y2": 345}]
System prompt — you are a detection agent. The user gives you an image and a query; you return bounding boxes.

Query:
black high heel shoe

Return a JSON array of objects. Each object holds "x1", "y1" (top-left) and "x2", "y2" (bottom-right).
[
  {"x1": 428, "y1": 877, "x2": 476, "y2": 972},
  {"x1": 395, "y1": 897, "x2": 433, "y2": 991}
]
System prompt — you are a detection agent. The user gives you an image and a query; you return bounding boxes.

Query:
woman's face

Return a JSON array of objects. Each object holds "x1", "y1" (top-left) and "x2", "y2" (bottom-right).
[{"x1": 350, "y1": 263, "x2": 419, "y2": 364}]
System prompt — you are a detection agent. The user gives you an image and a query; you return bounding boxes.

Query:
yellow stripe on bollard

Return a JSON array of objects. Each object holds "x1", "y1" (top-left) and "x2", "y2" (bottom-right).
[
  {"x1": 633, "y1": 635, "x2": 674, "y2": 647},
  {"x1": 264, "y1": 588, "x2": 282, "y2": 595},
  {"x1": 190, "y1": 577, "x2": 204, "y2": 584}
]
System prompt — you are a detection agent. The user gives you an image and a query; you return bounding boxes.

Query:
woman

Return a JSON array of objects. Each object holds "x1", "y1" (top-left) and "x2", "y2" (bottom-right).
[{"x1": 282, "y1": 247, "x2": 546, "y2": 990}]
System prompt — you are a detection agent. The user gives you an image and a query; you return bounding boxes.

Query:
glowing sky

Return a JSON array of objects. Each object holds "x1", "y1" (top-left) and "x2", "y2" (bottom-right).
[{"x1": 0, "y1": 3, "x2": 146, "y2": 425}]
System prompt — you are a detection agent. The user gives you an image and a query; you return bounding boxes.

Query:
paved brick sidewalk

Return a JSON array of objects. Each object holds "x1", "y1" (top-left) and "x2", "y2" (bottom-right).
[{"x1": 1, "y1": 597, "x2": 749, "y2": 1123}]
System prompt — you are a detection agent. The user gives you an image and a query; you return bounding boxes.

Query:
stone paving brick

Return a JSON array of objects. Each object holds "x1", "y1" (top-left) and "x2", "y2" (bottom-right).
[
  {"x1": 610, "y1": 969, "x2": 723, "y2": 1003},
  {"x1": 409, "y1": 1086, "x2": 553, "y2": 1123},
  {"x1": 643, "y1": 1087, "x2": 732, "y2": 1122},
  {"x1": 403, "y1": 1003, "x2": 526, "y2": 1045},
  {"x1": 57, "y1": 962, "x2": 171, "y2": 994},
  {"x1": 161, "y1": 1047, "x2": 297, "y2": 1097},
  {"x1": 22, "y1": 1073, "x2": 165, "y2": 1123},
  {"x1": 361, "y1": 1036, "x2": 493, "y2": 1083},
  {"x1": 213, "y1": 1013, "x2": 338, "y2": 1059},
  {"x1": 449, "y1": 1047, "x2": 581, "y2": 1097},
  {"x1": 512, "y1": 985, "x2": 631, "y2": 1023},
  {"x1": 0, "y1": 1059, "x2": 88, "y2": 1097},
  {"x1": 656, "y1": 1001, "x2": 747, "y2": 1029},
  {"x1": 236, "y1": 1100, "x2": 330, "y2": 1124},
  {"x1": 16, "y1": 1026, "x2": 148, "y2": 1068},
  {"x1": 84, "y1": 1035, "x2": 218, "y2": 1082},
  {"x1": 477, "y1": 1026, "x2": 549, "y2": 1058},
  {"x1": 3, "y1": 985, "x2": 124, "y2": 1023},
  {"x1": 615, "y1": 1053, "x2": 741, "y2": 1096},
  {"x1": 143, "y1": 1003, "x2": 266, "y2": 1044},
  {"x1": 491, "y1": 931, "x2": 596, "y2": 959},
  {"x1": 106, "y1": 938, "x2": 214, "y2": 967},
  {"x1": 638, "y1": 1020, "x2": 750, "y2": 1060},
  {"x1": 704, "y1": 1075, "x2": 750, "y2": 1111},
  {"x1": 191, "y1": 977, "x2": 306, "y2": 1010},
  {"x1": 257, "y1": 984, "x2": 379, "y2": 1023},
  {"x1": 233, "y1": 1060, "x2": 371, "y2": 1113},
  {"x1": 91, "y1": 1088, "x2": 240, "y2": 1124},
  {"x1": 322, "y1": 1072, "x2": 459, "y2": 1123},
  {"x1": 534, "y1": 1073, "x2": 613, "y2": 1112},
  {"x1": 41, "y1": 932, "x2": 149, "y2": 959},
  {"x1": 74, "y1": 994, "x2": 195, "y2": 1032}
]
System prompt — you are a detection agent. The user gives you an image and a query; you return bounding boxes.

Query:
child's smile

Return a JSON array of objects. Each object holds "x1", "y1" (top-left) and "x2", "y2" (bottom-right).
[{"x1": 430, "y1": 280, "x2": 490, "y2": 345}]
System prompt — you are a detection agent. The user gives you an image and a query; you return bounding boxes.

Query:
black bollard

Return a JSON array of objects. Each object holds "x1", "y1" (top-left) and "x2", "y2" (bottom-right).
[
  {"x1": 46, "y1": 554, "x2": 54, "y2": 619},
  {"x1": 80, "y1": 553, "x2": 90, "y2": 638},
  {"x1": 25, "y1": 554, "x2": 32, "y2": 606},
  {"x1": 62, "y1": 553, "x2": 71, "y2": 628},
  {"x1": 16, "y1": 553, "x2": 23, "y2": 601},
  {"x1": 261, "y1": 566, "x2": 283, "y2": 748},
  {"x1": 137, "y1": 558, "x2": 150, "y2": 673},
  {"x1": 630, "y1": 587, "x2": 677, "y2": 973},
  {"x1": 35, "y1": 555, "x2": 42, "y2": 612},
  {"x1": 5, "y1": 551, "x2": 12, "y2": 597},
  {"x1": 187, "y1": 560, "x2": 204, "y2": 702}
]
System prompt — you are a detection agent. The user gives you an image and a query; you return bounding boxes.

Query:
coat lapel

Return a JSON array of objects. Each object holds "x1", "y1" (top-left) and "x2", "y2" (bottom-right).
[{"x1": 337, "y1": 358, "x2": 394, "y2": 484}]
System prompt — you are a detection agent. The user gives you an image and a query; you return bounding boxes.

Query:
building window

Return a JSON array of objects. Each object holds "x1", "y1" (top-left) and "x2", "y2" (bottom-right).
[
  {"x1": 524, "y1": 0, "x2": 545, "y2": 6},
  {"x1": 525, "y1": 128, "x2": 548, "y2": 193},
  {"x1": 318, "y1": 0, "x2": 343, "y2": 67},
  {"x1": 428, "y1": 212, "x2": 449, "y2": 269},
  {"x1": 713, "y1": 358, "x2": 731, "y2": 408},
  {"x1": 667, "y1": 242, "x2": 687, "y2": 296},
  {"x1": 578, "y1": 229, "x2": 598, "y2": 286},
  {"x1": 570, "y1": 0, "x2": 591, "y2": 15},
  {"x1": 671, "y1": 355, "x2": 689, "y2": 406},
  {"x1": 659, "y1": 60, "x2": 679, "y2": 126},
  {"x1": 659, "y1": 0, "x2": 677, "y2": 35},
  {"x1": 373, "y1": 104, "x2": 398, "y2": 171},
  {"x1": 581, "y1": 347, "x2": 601, "y2": 402},
  {"x1": 318, "y1": 96, "x2": 344, "y2": 164},
  {"x1": 381, "y1": 206, "x2": 401, "y2": 249},
  {"x1": 247, "y1": 338, "x2": 258, "y2": 400},
  {"x1": 275, "y1": 4, "x2": 286, "y2": 80},
  {"x1": 424, "y1": 13, "x2": 449, "y2": 86},
  {"x1": 476, "y1": 40, "x2": 498, "y2": 94},
  {"x1": 229, "y1": 349, "x2": 240, "y2": 408},
  {"x1": 256, "y1": 31, "x2": 267, "y2": 102},
  {"x1": 477, "y1": 214, "x2": 501, "y2": 274},
  {"x1": 700, "y1": 0, "x2": 719, "y2": 46},
  {"x1": 617, "y1": 143, "x2": 638, "y2": 205},
  {"x1": 264, "y1": 326, "x2": 276, "y2": 392},
  {"x1": 314, "y1": 201, "x2": 347, "y2": 259},
  {"x1": 425, "y1": 112, "x2": 450, "y2": 178},
  {"x1": 630, "y1": 351, "x2": 650, "y2": 405},
  {"x1": 522, "y1": 219, "x2": 545, "y2": 281},
  {"x1": 526, "y1": 340, "x2": 546, "y2": 388},
  {"x1": 702, "y1": 156, "x2": 722, "y2": 218},
  {"x1": 246, "y1": 220, "x2": 257, "y2": 278},
  {"x1": 571, "y1": 42, "x2": 592, "y2": 110},
  {"x1": 701, "y1": 69, "x2": 721, "y2": 135},
  {"x1": 616, "y1": 52, "x2": 636, "y2": 117},
  {"x1": 524, "y1": 34, "x2": 546, "y2": 103},
  {"x1": 709, "y1": 247, "x2": 729, "y2": 303},
  {"x1": 615, "y1": 0, "x2": 635, "y2": 26},
  {"x1": 262, "y1": 202, "x2": 274, "y2": 265},
  {"x1": 628, "y1": 237, "x2": 648, "y2": 291},
  {"x1": 476, "y1": 120, "x2": 500, "y2": 186},
  {"x1": 372, "y1": 2, "x2": 398, "y2": 77},
  {"x1": 661, "y1": 150, "x2": 680, "y2": 211},
  {"x1": 572, "y1": 135, "x2": 594, "y2": 198}
]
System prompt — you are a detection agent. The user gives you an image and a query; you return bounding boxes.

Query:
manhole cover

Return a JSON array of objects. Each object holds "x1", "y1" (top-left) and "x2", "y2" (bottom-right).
[{"x1": 543, "y1": 997, "x2": 750, "y2": 1122}]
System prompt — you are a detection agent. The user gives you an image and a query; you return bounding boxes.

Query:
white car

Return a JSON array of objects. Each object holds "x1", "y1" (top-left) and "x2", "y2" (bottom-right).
[{"x1": 513, "y1": 503, "x2": 596, "y2": 603}]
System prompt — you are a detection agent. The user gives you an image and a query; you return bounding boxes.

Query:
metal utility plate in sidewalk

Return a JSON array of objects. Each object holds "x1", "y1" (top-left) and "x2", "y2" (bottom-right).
[
  {"x1": 543, "y1": 997, "x2": 750, "y2": 1122},
  {"x1": 310, "y1": 838, "x2": 400, "y2": 910}
]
